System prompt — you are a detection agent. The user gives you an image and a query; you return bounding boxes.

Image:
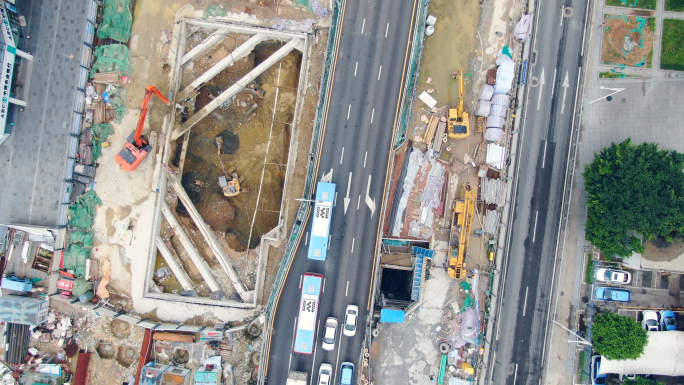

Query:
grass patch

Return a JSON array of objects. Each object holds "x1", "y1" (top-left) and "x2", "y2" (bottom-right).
[
  {"x1": 606, "y1": 0, "x2": 657, "y2": 9},
  {"x1": 666, "y1": 0, "x2": 684, "y2": 11},
  {"x1": 599, "y1": 71, "x2": 636, "y2": 78},
  {"x1": 647, "y1": 17, "x2": 656, "y2": 32},
  {"x1": 578, "y1": 351, "x2": 588, "y2": 383},
  {"x1": 661, "y1": 19, "x2": 684, "y2": 70},
  {"x1": 585, "y1": 258, "x2": 594, "y2": 285}
]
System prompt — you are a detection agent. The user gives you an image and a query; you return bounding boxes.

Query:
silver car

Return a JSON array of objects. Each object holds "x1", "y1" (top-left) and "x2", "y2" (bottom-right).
[
  {"x1": 321, "y1": 317, "x2": 338, "y2": 351},
  {"x1": 318, "y1": 363, "x2": 333, "y2": 385},
  {"x1": 595, "y1": 268, "x2": 632, "y2": 285}
]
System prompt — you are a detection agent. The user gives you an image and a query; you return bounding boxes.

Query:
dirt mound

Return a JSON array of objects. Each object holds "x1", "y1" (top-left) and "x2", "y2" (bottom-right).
[
  {"x1": 601, "y1": 15, "x2": 654, "y2": 67},
  {"x1": 110, "y1": 319, "x2": 132, "y2": 338}
]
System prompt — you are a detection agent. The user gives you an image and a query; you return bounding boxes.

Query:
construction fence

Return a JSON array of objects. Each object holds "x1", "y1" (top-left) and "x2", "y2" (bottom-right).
[
  {"x1": 257, "y1": 1, "x2": 345, "y2": 383},
  {"x1": 394, "y1": 0, "x2": 431, "y2": 148}
]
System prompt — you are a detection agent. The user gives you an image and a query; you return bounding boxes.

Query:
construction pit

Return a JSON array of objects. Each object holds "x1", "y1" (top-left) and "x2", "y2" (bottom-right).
[{"x1": 143, "y1": 19, "x2": 312, "y2": 308}]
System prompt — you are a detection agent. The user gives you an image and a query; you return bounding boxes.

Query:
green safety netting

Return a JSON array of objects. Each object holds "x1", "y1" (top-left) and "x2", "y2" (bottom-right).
[
  {"x1": 106, "y1": 87, "x2": 128, "y2": 124},
  {"x1": 97, "y1": 0, "x2": 133, "y2": 43},
  {"x1": 72, "y1": 278, "x2": 93, "y2": 298},
  {"x1": 90, "y1": 44, "x2": 134, "y2": 78},
  {"x1": 70, "y1": 231, "x2": 94, "y2": 248},
  {"x1": 203, "y1": 5, "x2": 227, "y2": 19},
  {"x1": 294, "y1": 0, "x2": 314, "y2": 13},
  {"x1": 63, "y1": 243, "x2": 90, "y2": 278},
  {"x1": 68, "y1": 191, "x2": 103, "y2": 230},
  {"x1": 92, "y1": 123, "x2": 114, "y2": 161}
]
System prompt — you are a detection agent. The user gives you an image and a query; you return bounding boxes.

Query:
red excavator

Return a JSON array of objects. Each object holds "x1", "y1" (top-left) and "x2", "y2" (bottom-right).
[{"x1": 115, "y1": 85, "x2": 170, "y2": 171}]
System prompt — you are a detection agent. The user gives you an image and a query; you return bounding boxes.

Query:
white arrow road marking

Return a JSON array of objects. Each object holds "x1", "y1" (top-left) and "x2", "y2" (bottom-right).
[
  {"x1": 365, "y1": 174, "x2": 376, "y2": 218},
  {"x1": 537, "y1": 68, "x2": 545, "y2": 111},
  {"x1": 321, "y1": 168, "x2": 333, "y2": 183},
  {"x1": 344, "y1": 172, "x2": 352, "y2": 214},
  {"x1": 561, "y1": 71, "x2": 569, "y2": 114}
]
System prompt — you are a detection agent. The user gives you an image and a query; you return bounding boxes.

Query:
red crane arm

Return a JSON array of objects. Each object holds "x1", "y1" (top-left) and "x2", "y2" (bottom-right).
[{"x1": 133, "y1": 85, "x2": 171, "y2": 147}]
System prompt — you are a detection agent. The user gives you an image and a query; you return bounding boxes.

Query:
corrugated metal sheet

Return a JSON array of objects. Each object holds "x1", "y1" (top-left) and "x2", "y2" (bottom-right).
[
  {"x1": 476, "y1": 100, "x2": 491, "y2": 117},
  {"x1": 380, "y1": 309, "x2": 405, "y2": 323},
  {"x1": 478, "y1": 84, "x2": 494, "y2": 101},
  {"x1": 491, "y1": 94, "x2": 510, "y2": 106},
  {"x1": 489, "y1": 104, "x2": 507, "y2": 118},
  {"x1": 486, "y1": 115, "x2": 504, "y2": 129}
]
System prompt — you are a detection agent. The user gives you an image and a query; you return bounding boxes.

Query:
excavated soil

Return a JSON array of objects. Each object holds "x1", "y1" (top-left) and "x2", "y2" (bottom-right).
[{"x1": 601, "y1": 15, "x2": 655, "y2": 67}]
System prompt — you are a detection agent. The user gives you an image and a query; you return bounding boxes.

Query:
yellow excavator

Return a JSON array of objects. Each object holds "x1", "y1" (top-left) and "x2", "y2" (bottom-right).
[
  {"x1": 448, "y1": 183, "x2": 476, "y2": 279},
  {"x1": 215, "y1": 137, "x2": 245, "y2": 197},
  {"x1": 448, "y1": 70, "x2": 470, "y2": 139}
]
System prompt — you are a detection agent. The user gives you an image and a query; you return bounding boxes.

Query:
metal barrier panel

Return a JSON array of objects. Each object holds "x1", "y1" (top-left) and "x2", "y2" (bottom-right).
[
  {"x1": 257, "y1": 2, "x2": 345, "y2": 383},
  {"x1": 394, "y1": 0, "x2": 430, "y2": 148}
]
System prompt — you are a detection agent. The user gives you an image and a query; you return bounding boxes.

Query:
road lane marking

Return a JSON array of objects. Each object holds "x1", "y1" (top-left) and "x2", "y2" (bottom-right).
[
  {"x1": 344, "y1": 172, "x2": 352, "y2": 214},
  {"x1": 532, "y1": 211, "x2": 539, "y2": 243},
  {"x1": 523, "y1": 287, "x2": 530, "y2": 317},
  {"x1": 351, "y1": 238, "x2": 355, "y2": 253},
  {"x1": 357, "y1": 195, "x2": 361, "y2": 210},
  {"x1": 365, "y1": 174, "x2": 376, "y2": 217},
  {"x1": 346, "y1": 280, "x2": 350, "y2": 296},
  {"x1": 334, "y1": 192, "x2": 337, "y2": 207},
  {"x1": 328, "y1": 235, "x2": 331, "y2": 250},
  {"x1": 354, "y1": 61, "x2": 358, "y2": 76},
  {"x1": 385, "y1": 22, "x2": 389, "y2": 38},
  {"x1": 288, "y1": 317, "x2": 297, "y2": 374},
  {"x1": 299, "y1": 275, "x2": 303, "y2": 289},
  {"x1": 323, "y1": 278, "x2": 326, "y2": 293},
  {"x1": 340, "y1": 147, "x2": 344, "y2": 164},
  {"x1": 321, "y1": 168, "x2": 333, "y2": 183},
  {"x1": 560, "y1": 5, "x2": 565, "y2": 27},
  {"x1": 513, "y1": 364, "x2": 519, "y2": 385},
  {"x1": 305, "y1": 232, "x2": 308, "y2": 246},
  {"x1": 361, "y1": 18, "x2": 365, "y2": 34},
  {"x1": 537, "y1": 68, "x2": 545, "y2": 111},
  {"x1": 364, "y1": 151, "x2": 367, "y2": 168},
  {"x1": 561, "y1": 71, "x2": 569, "y2": 113},
  {"x1": 551, "y1": 68, "x2": 557, "y2": 96},
  {"x1": 542, "y1": 141, "x2": 548, "y2": 168},
  {"x1": 378, "y1": 66, "x2": 382, "y2": 81},
  {"x1": 310, "y1": 318, "x2": 321, "y2": 381},
  {"x1": 347, "y1": 104, "x2": 351, "y2": 119},
  {"x1": 371, "y1": 108, "x2": 375, "y2": 124}
]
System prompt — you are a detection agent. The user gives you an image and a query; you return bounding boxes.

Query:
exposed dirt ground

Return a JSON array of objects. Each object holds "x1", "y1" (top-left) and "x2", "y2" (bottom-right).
[
  {"x1": 601, "y1": 14, "x2": 655, "y2": 67},
  {"x1": 643, "y1": 236, "x2": 684, "y2": 262}
]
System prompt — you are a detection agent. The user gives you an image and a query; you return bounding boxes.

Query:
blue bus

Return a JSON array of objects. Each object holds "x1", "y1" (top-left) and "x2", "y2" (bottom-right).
[
  {"x1": 293, "y1": 273, "x2": 323, "y2": 354},
  {"x1": 308, "y1": 182, "x2": 336, "y2": 261}
]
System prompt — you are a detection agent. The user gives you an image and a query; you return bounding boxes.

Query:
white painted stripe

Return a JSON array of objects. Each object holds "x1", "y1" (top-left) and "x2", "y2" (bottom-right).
[
  {"x1": 385, "y1": 23, "x2": 389, "y2": 38},
  {"x1": 351, "y1": 238, "x2": 355, "y2": 253},
  {"x1": 346, "y1": 281, "x2": 350, "y2": 296},
  {"x1": 340, "y1": 147, "x2": 344, "y2": 164},
  {"x1": 371, "y1": 108, "x2": 375, "y2": 124},
  {"x1": 305, "y1": 232, "x2": 309, "y2": 246},
  {"x1": 378, "y1": 66, "x2": 382, "y2": 81},
  {"x1": 347, "y1": 104, "x2": 351, "y2": 120},
  {"x1": 328, "y1": 235, "x2": 331, "y2": 250},
  {"x1": 364, "y1": 151, "x2": 368, "y2": 168},
  {"x1": 542, "y1": 141, "x2": 548, "y2": 168},
  {"x1": 299, "y1": 275, "x2": 303, "y2": 289},
  {"x1": 323, "y1": 278, "x2": 326, "y2": 293},
  {"x1": 532, "y1": 211, "x2": 539, "y2": 243},
  {"x1": 361, "y1": 19, "x2": 365, "y2": 34},
  {"x1": 357, "y1": 195, "x2": 361, "y2": 210},
  {"x1": 354, "y1": 61, "x2": 358, "y2": 76},
  {"x1": 523, "y1": 287, "x2": 529, "y2": 316},
  {"x1": 334, "y1": 192, "x2": 337, "y2": 207}
]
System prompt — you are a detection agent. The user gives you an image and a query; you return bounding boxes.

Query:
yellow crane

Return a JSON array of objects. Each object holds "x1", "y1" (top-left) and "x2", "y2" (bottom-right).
[
  {"x1": 448, "y1": 70, "x2": 470, "y2": 140},
  {"x1": 448, "y1": 183, "x2": 476, "y2": 279}
]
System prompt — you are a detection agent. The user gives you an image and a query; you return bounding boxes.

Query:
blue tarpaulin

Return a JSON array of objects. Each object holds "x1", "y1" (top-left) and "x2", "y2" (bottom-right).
[{"x1": 380, "y1": 308, "x2": 405, "y2": 323}]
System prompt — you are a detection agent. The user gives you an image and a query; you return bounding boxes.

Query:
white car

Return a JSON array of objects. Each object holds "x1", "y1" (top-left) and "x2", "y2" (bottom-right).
[
  {"x1": 321, "y1": 317, "x2": 338, "y2": 351},
  {"x1": 595, "y1": 268, "x2": 632, "y2": 285},
  {"x1": 318, "y1": 363, "x2": 333, "y2": 385},
  {"x1": 642, "y1": 310, "x2": 660, "y2": 331},
  {"x1": 343, "y1": 305, "x2": 359, "y2": 337}
]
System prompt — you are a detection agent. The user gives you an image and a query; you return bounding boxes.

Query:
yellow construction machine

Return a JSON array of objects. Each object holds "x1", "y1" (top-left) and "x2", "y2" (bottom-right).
[
  {"x1": 448, "y1": 183, "x2": 476, "y2": 279},
  {"x1": 215, "y1": 137, "x2": 245, "y2": 197},
  {"x1": 448, "y1": 70, "x2": 470, "y2": 139}
]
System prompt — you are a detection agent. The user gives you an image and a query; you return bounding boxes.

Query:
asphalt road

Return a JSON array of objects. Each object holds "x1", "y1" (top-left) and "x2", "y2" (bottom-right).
[
  {"x1": 265, "y1": 1, "x2": 417, "y2": 383},
  {"x1": 488, "y1": 0, "x2": 589, "y2": 384}
]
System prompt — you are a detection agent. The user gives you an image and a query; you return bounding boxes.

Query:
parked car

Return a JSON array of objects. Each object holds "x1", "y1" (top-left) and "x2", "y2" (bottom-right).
[
  {"x1": 642, "y1": 310, "x2": 660, "y2": 331},
  {"x1": 322, "y1": 317, "x2": 338, "y2": 351},
  {"x1": 594, "y1": 287, "x2": 631, "y2": 302},
  {"x1": 660, "y1": 310, "x2": 677, "y2": 331},
  {"x1": 339, "y1": 362, "x2": 354, "y2": 385},
  {"x1": 318, "y1": 363, "x2": 333, "y2": 385},
  {"x1": 591, "y1": 355, "x2": 607, "y2": 385},
  {"x1": 595, "y1": 268, "x2": 632, "y2": 285},
  {"x1": 343, "y1": 305, "x2": 359, "y2": 337}
]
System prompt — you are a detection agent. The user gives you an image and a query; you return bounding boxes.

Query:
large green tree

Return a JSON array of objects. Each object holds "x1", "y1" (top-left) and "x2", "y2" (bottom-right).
[
  {"x1": 592, "y1": 312, "x2": 648, "y2": 360},
  {"x1": 623, "y1": 378, "x2": 664, "y2": 385},
  {"x1": 583, "y1": 139, "x2": 684, "y2": 258}
]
